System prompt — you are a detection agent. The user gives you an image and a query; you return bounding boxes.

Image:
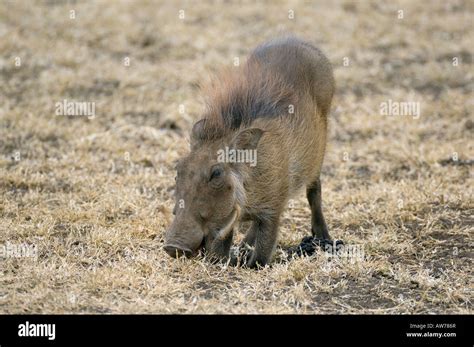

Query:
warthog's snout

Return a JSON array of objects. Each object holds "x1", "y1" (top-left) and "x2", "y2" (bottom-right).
[
  {"x1": 164, "y1": 215, "x2": 205, "y2": 259},
  {"x1": 163, "y1": 243, "x2": 194, "y2": 258}
]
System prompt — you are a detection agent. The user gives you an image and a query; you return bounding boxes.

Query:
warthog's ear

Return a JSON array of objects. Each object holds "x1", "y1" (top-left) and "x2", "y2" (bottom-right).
[
  {"x1": 191, "y1": 119, "x2": 206, "y2": 148},
  {"x1": 231, "y1": 128, "x2": 264, "y2": 150}
]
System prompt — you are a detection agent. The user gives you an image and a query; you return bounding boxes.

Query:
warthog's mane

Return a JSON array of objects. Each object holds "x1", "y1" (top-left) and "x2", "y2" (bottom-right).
[{"x1": 195, "y1": 59, "x2": 298, "y2": 142}]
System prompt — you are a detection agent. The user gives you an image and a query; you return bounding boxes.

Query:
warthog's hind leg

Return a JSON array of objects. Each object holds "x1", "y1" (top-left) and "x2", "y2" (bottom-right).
[{"x1": 306, "y1": 178, "x2": 331, "y2": 240}]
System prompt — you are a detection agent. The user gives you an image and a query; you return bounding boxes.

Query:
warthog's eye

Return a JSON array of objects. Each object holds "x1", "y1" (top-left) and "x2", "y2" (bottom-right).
[{"x1": 210, "y1": 166, "x2": 223, "y2": 181}]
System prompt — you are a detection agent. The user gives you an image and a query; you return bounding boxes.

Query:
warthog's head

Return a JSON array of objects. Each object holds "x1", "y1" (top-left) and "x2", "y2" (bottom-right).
[{"x1": 164, "y1": 119, "x2": 263, "y2": 261}]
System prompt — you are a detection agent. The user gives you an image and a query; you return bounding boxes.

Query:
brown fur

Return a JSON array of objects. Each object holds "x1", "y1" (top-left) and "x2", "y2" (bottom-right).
[{"x1": 164, "y1": 36, "x2": 335, "y2": 268}]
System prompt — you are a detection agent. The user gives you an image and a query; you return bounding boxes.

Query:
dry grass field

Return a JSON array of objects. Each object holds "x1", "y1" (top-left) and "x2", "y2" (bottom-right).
[{"x1": 0, "y1": 0, "x2": 473, "y2": 314}]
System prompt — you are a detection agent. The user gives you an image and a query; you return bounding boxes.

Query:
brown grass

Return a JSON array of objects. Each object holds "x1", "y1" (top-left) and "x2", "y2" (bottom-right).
[{"x1": 0, "y1": 0, "x2": 472, "y2": 314}]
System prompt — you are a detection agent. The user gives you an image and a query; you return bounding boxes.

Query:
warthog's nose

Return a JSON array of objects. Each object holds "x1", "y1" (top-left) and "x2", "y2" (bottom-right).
[{"x1": 163, "y1": 244, "x2": 193, "y2": 258}]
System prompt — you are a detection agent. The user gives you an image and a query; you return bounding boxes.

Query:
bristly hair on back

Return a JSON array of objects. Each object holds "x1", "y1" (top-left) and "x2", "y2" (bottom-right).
[{"x1": 193, "y1": 59, "x2": 298, "y2": 143}]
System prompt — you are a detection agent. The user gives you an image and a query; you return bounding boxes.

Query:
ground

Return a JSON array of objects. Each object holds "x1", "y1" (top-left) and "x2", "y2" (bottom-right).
[{"x1": 0, "y1": 0, "x2": 472, "y2": 314}]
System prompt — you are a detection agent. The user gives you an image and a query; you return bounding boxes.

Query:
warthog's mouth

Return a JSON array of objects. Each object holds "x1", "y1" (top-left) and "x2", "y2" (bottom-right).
[
  {"x1": 163, "y1": 243, "x2": 194, "y2": 258},
  {"x1": 200, "y1": 205, "x2": 241, "y2": 254},
  {"x1": 215, "y1": 205, "x2": 241, "y2": 241}
]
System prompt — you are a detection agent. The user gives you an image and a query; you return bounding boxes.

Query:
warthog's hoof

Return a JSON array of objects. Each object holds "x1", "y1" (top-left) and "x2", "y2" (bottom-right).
[{"x1": 286, "y1": 236, "x2": 344, "y2": 258}]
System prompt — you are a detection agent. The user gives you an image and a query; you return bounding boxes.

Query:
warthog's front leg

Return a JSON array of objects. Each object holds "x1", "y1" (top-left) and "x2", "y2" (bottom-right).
[
  {"x1": 246, "y1": 215, "x2": 279, "y2": 268},
  {"x1": 207, "y1": 229, "x2": 234, "y2": 262},
  {"x1": 241, "y1": 222, "x2": 257, "y2": 248}
]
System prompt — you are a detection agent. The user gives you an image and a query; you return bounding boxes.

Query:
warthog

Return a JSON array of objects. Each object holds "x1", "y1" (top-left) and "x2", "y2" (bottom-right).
[{"x1": 164, "y1": 36, "x2": 335, "y2": 268}]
